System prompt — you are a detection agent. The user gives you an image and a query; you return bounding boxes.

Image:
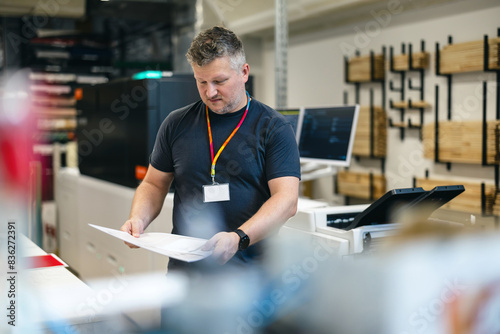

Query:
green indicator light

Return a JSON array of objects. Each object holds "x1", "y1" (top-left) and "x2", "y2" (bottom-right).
[{"x1": 132, "y1": 71, "x2": 162, "y2": 80}]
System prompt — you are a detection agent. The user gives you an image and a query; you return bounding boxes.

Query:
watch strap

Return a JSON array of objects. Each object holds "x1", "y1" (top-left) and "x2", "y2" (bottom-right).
[{"x1": 234, "y1": 229, "x2": 250, "y2": 251}]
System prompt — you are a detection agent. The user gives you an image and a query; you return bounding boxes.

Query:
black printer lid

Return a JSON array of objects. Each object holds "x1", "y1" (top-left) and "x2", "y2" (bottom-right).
[{"x1": 345, "y1": 185, "x2": 465, "y2": 230}]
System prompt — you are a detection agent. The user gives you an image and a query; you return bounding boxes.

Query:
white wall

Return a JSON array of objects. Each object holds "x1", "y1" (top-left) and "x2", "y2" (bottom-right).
[{"x1": 255, "y1": 0, "x2": 500, "y2": 203}]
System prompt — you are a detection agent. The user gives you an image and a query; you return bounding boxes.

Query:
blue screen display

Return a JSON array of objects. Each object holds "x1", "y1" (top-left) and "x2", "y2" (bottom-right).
[{"x1": 298, "y1": 106, "x2": 357, "y2": 163}]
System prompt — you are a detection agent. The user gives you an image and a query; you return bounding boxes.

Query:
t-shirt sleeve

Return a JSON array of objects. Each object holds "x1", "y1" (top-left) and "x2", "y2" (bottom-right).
[
  {"x1": 149, "y1": 116, "x2": 174, "y2": 173},
  {"x1": 264, "y1": 122, "x2": 301, "y2": 181}
]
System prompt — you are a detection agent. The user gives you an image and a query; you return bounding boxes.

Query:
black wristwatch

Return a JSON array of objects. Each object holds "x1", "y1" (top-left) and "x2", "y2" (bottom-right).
[{"x1": 234, "y1": 229, "x2": 250, "y2": 251}]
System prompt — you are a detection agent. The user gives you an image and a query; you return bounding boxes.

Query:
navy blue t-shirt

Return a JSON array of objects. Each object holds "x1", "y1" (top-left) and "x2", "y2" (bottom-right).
[{"x1": 150, "y1": 97, "x2": 300, "y2": 264}]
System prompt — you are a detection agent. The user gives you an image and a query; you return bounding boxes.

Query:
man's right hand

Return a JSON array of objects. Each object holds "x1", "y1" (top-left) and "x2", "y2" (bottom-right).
[{"x1": 120, "y1": 218, "x2": 146, "y2": 248}]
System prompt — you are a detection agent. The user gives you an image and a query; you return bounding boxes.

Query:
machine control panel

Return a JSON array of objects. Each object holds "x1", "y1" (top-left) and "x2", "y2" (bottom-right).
[{"x1": 326, "y1": 212, "x2": 359, "y2": 229}]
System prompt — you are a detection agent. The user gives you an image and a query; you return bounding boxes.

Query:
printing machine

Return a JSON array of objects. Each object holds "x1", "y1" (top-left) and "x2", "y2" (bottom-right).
[{"x1": 283, "y1": 185, "x2": 465, "y2": 257}]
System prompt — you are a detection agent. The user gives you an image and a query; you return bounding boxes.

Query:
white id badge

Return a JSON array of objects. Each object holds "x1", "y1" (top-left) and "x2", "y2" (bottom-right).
[{"x1": 203, "y1": 183, "x2": 230, "y2": 202}]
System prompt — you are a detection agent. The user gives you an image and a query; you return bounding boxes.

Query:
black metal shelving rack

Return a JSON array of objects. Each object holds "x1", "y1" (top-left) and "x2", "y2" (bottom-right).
[
  {"x1": 388, "y1": 40, "x2": 427, "y2": 140},
  {"x1": 388, "y1": 43, "x2": 406, "y2": 140},
  {"x1": 341, "y1": 48, "x2": 387, "y2": 204},
  {"x1": 407, "y1": 40, "x2": 427, "y2": 138},
  {"x1": 431, "y1": 29, "x2": 500, "y2": 221},
  {"x1": 343, "y1": 47, "x2": 387, "y2": 174}
]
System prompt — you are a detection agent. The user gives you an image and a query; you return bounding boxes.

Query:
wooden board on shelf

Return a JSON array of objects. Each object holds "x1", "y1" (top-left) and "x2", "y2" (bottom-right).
[
  {"x1": 409, "y1": 100, "x2": 432, "y2": 109},
  {"x1": 408, "y1": 121, "x2": 422, "y2": 128},
  {"x1": 390, "y1": 121, "x2": 406, "y2": 128},
  {"x1": 352, "y1": 106, "x2": 387, "y2": 157},
  {"x1": 415, "y1": 177, "x2": 495, "y2": 215},
  {"x1": 392, "y1": 52, "x2": 430, "y2": 71},
  {"x1": 439, "y1": 37, "x2": 500, "y2": 74},
  {"x1": 391, "y1": 100, "x2": 431, "y2": 109},
  {"x1": 347, "y1": 54, "x2": 385, "y2": 82},
  {"x1": 422, "y1": 121, "x2": 500, "y2": 165},
  {"x1": 391, "y1": 101, "x2": 407, "y2": 109},
  {"x1": 337, "y1": 170, "x2": 386, "y2": 200}
]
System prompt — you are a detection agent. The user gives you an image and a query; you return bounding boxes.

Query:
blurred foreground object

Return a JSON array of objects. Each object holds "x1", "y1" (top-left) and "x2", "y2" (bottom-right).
[{"x1": 265, "y1": 222, "x2": 500, "y2": 334}]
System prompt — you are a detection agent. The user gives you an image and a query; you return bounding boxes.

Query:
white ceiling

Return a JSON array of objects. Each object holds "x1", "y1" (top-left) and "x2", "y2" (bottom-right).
[
  {"x1": 202, "y1": 0, "x2": 466, "y2": 37},
  {"x1": 205, "y1": 0, "x2": 379, "y2": 33}
]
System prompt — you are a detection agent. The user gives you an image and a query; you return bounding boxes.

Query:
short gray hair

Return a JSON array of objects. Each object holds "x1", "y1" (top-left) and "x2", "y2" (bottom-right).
[{"x1": 186, "y1": 26, "x2": 246, "y2": 71}]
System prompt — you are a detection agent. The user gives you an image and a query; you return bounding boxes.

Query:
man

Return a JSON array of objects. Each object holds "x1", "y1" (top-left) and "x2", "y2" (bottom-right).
[{"x1": 120, "y1": 26, "x2": 300, "y2": 271}]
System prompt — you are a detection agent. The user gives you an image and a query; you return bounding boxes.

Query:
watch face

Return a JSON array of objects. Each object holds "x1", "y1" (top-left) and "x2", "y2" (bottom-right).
[{"x1": 239, "y1": 235, "x2": 250, "y2": 250}]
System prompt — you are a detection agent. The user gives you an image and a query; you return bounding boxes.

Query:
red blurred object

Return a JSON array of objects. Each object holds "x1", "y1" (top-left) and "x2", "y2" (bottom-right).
[
  {"x1": 0, "y1": 127, "x2": 33, "y2": 191},
  {"x1": 22, "y1": 254, "x2": 67, "y2": 269}
]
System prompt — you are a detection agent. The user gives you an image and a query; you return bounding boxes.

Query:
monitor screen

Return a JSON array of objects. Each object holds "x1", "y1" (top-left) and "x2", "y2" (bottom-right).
[
  {"x1": 296, "y1": 105, "x2": 359, "y2": 167},
  {"x1": 276, "y1": 108, "x2": 303, "y2": 142}
]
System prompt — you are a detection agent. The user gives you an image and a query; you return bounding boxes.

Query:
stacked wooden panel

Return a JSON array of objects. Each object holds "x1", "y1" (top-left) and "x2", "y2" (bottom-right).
[
  {"x1": 439, "y1": 37, "x2": 500, "y2": 74},
  {"x1": 337, "y1": 170, "x2": 386, "y2": 200},
  {"x1": 422, "y1": 121, "x2": 500, "y2": 165},
  {"x1": 352, "y1": 106, "x2": 387, "y2": 157},
  {"x1": 415, "y1": 177, "x2": 495, "y2": 215},
  {"x1": 492, "y1": 191, "x2": 500, "y2": 216},
  {"x1": 347, "y1": 54, "x2": 385, "y2": 82},
  {"x1": 392, "y1": 52, "x2": 430, "y2": 71}
]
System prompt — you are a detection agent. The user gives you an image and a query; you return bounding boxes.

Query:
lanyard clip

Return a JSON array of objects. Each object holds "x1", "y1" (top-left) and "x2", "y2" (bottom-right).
[{"x1": 211, "y1": 165, "x2": 216, "y2": 185}]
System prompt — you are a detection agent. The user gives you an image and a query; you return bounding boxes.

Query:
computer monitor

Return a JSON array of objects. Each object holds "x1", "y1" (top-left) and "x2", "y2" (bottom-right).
[
  {"x1": 276, "y1": 107, "x2": 303, "y2": 142},
  {"x1": 296, "y1": 105, "x2": 359, "y2": 167}
]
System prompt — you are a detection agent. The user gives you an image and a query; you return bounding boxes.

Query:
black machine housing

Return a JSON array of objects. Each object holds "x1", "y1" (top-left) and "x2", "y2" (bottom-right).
[{"x1": 76, "y1": 75, "x2": 200, "y2": 188}]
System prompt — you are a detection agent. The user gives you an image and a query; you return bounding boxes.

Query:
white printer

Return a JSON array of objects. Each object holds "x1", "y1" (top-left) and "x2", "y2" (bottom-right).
[{"x1": 282, "y1": 186, "x2": 465, "y2": 258}]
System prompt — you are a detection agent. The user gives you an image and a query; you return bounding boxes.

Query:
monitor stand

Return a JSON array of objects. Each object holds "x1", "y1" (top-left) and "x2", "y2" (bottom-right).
[{"x1": 300, "y1": 162, "x2": 338, "y2": 182}]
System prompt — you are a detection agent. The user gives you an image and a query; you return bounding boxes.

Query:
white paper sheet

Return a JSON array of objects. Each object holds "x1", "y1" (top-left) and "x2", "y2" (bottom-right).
[{"x1": 89, "y1": 224, "x2": 212, "y2": 262}]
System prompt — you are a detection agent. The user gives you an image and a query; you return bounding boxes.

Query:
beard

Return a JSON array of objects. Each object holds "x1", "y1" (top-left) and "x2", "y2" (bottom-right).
[{"x1": 208, "y1": 92, "x2": 246, "y2": 114}]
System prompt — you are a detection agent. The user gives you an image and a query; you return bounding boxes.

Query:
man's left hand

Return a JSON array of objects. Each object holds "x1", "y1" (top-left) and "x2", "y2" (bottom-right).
[{"x1": 201, "y1": 231, "x2": 240, "y2": 265}]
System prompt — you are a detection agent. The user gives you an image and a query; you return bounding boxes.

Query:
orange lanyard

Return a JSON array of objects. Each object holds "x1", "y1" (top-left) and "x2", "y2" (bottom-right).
[{"x1": 206, "y1": 92, "x2": 250, "y2": 184}]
